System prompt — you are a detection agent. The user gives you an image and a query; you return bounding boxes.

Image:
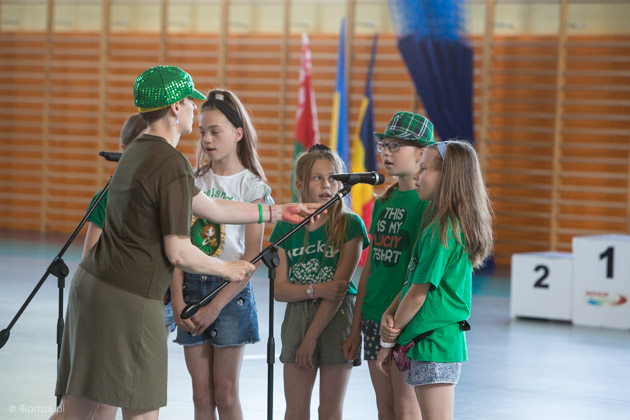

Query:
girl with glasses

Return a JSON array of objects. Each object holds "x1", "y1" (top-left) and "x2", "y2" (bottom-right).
[{"x1": 343, "y1": 111, "x2": 435, "y2": 419}]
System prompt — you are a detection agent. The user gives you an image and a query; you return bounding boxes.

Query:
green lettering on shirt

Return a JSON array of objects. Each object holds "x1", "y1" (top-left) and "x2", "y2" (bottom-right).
[{"x1": 205, "y1": 188, "x2": 234, "y2": 200}]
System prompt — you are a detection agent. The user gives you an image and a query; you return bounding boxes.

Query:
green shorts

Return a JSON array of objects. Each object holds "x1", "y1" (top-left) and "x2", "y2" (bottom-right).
[{"x1": 280, "y1": 294, "x2": 361, "y2": 367}]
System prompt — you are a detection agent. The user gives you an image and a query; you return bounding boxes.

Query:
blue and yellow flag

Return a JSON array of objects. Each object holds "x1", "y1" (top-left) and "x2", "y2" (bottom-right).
[
  {"x1": 329, "y1": 19, "x2": 349, "y2": 167},
  {"x1": 350, "y1": 34, "x2": 378, "y2": 264}
]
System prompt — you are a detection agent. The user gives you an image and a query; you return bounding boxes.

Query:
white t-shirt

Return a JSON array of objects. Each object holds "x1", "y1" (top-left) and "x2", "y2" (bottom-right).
[{"x1": 191, "y1": 168, "x2": 273, "y2": 261}]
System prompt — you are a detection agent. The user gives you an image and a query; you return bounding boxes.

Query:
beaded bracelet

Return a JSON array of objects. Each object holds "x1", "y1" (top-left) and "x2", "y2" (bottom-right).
[
  {"x1": 379, "y1": 339, "x2": 396, "y2": 349},
  {"x1": 257, "y1": 203, "x2": 263, "y2": 224}
]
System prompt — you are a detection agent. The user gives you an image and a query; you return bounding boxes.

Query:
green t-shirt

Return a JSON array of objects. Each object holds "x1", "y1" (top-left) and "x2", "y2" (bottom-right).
[
  {"x1": 269, "y1": 212, "x2": 369, "y2": 295},
  {"x1": 361, "y1": 188, "x2": 429, "y2": 322},
  {"x1": 86, "y1": 189, "x2": 108, "y2": 229},
  {"x1": 399, "y1": 219, "x2": 472, "y2": 363}
]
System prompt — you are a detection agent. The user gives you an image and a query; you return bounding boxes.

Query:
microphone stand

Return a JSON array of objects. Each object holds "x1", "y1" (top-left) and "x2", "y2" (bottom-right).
[
  {"x1": 181, "y1": 183, "x2": 354, "y2": 420},
  {"x1": 0, "y1": 180, "x2": 111, "y2": 406}
]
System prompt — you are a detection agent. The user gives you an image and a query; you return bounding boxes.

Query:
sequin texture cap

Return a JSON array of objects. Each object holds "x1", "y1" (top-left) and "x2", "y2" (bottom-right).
[{"x1": 134, "y1": 65, "x2": 206, "y2": 113}]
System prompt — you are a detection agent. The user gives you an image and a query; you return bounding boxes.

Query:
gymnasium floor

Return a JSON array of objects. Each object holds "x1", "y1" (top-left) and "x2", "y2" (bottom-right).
[{"x1": 0, "y1": 233, "x2": 628, "y2": 419}]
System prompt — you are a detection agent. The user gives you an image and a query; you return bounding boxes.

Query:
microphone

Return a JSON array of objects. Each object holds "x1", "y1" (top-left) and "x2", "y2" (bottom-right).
[
  {"x1": 330, "y1": 171, "x2": 385, "y2": 186},
  {"x1": 99, "y1": 151, "x2": 122, "y2": 162}
]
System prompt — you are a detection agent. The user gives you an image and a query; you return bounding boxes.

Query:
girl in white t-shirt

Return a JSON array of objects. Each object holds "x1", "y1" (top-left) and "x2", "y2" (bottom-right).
[{"x1": 171, "y1": 89, "x2": 273, "y2": 419}]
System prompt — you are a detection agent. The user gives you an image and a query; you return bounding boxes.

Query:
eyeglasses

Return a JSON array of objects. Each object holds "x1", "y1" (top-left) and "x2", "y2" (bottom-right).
[{"x1": 376, "y1": 140, "x2": 403, "y2": 153}]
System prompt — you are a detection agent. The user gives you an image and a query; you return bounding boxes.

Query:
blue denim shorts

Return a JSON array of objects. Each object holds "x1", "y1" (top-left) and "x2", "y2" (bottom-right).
[
  {"x1": 406, "y1": 360, "x2": 462, "y2": 386},
  {"x1": 174, "y1": 273, "x2": 260, "y2": 347},
  {"x1": 164, "y1": 301, "x2": 176, "y2": 332}
]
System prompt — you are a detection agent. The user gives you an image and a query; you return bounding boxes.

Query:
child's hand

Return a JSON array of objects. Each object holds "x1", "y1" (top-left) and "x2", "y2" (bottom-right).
[
  {"x1": 380, "y1": 314, "x2": 401, "y2": 342},
  {"x1": 295, "y1": 336, "x2": 317, "y2": 370},
  {"x1": 342, "y1": 329, "x2": 361, "y2": 361},
  {"x1": 172, "y1": 297, "x2": 196, "y2": 333},
  {"x1": 314, "y1": 281, "x2": 348, "y2": 301},
  {"x1": 376, "y1": 347, "x2": 392, "y2": 376},
  {"x1": 189, "y1": 303, "x2": 221, "y2": 337}
]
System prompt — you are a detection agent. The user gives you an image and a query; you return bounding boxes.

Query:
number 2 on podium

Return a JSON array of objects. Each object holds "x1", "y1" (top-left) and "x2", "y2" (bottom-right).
[{"x1": 533, "y1": 264, "x2": 549, "y2": 288}]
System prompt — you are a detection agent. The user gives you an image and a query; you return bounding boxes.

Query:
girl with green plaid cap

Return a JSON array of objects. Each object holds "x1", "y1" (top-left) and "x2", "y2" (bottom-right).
[
  {"x1": 377, "y1": 140, "x2": 493, "y2": 419},
  {"x1": 343, "y1": 111, "x2": 434, "y2": 419}
]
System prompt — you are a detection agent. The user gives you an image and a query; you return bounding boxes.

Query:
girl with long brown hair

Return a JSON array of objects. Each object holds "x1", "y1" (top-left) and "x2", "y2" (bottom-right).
[
  {"x1": 271, "y1": 144, "x2": 369, "y2": 419},
  {"x1": 171, "y1": 88, "x2": 273, "y2": 420},
  {"x1": 378, "y1": 139, "x2": 493, "y2": 420}
]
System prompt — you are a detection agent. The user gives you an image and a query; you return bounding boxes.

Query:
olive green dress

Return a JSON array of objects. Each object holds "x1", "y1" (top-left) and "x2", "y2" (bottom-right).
[{"x1": 55, "y1": 134, "x2": 200, "y2": 409}]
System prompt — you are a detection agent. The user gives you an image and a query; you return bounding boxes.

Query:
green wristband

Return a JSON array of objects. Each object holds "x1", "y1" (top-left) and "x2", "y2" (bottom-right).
[{"x1": 257, "y1": 203, "x2": 263, "y2": 224}]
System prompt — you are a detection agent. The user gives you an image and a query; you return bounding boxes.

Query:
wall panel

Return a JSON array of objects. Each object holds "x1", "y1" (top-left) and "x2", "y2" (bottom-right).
[{"x1": 1, "y1": 1, "x2": 629, "y2": 269}]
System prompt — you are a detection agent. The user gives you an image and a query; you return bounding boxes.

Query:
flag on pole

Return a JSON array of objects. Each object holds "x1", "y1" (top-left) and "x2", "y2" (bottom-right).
[
  {"x1": 293, "y1": 33, "x2": 320, "y2": 200},
  {"x1": 329, "y1": 19, "x2": 349, "y2": 168},
  {"x1": 351, "y1": 33, "x2": 379, "y2": 265}
]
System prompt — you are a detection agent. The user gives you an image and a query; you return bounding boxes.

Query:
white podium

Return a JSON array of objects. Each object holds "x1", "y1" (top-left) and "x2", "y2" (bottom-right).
[
  {"x1": 572, "y1": 235, "x2": 630, "y2": 330},
  {"x1": 510, "y1": 252, "x2": 573, "y2": 321}
]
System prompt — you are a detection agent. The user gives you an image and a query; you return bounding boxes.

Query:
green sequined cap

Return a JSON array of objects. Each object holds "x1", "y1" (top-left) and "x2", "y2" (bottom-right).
[{"x1": 134, "y1": 65, "x2": 206, "y2": 113}]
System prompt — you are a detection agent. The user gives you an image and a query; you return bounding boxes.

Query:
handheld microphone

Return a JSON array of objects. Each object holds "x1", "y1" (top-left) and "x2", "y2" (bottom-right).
[
  {"x1": 99, "y1": 151, "x2": 122, "y2": 162},
  {"x1": 330, "y1": 171, "x2": 385, "y2": 186}
]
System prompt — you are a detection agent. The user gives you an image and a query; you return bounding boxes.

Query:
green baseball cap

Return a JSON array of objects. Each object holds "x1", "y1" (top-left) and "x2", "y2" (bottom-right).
[
  {"x1": 374, "y1": 111, "x2": 435, "y2": 147},
  {"x1": 134, "y1": 65, "x2": 206, "y2": 113}
]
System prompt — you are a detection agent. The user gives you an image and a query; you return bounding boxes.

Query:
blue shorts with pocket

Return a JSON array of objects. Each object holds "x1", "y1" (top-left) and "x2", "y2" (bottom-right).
[{"x1": 174, "y1": 273, "x2": 260, "y2": 347}]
